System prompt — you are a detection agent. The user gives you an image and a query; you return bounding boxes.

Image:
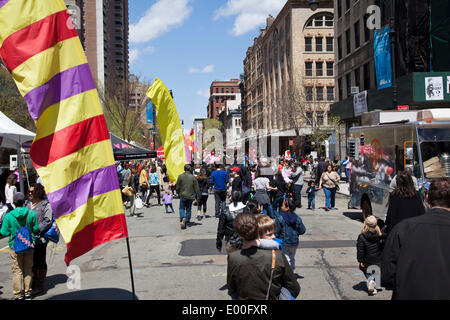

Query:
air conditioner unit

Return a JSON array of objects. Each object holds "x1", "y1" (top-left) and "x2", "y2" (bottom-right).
[{"x1": 350, "y1": 87, "x2": 359, "y2": 95}]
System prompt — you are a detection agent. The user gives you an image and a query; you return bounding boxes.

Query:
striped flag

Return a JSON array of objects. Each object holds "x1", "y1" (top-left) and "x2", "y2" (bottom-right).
[{"x1": 0, "y1": 0, "x2": 128, "y2": 265}]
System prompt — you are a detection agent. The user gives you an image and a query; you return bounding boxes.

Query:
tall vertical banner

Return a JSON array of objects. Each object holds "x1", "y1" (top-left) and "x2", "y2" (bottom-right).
[
  {"x1": 0, "y1": 0, "x2": 128, "y2": 265},
  {"x1": 374, "y1": 26, "x2": 392, "y2": 90},
  {"x1": 146, "y1": 101, "x2": 154, "y2": 124},
  {"x1": 146, "y1": 78, "x2": 186, "y2": 182}
]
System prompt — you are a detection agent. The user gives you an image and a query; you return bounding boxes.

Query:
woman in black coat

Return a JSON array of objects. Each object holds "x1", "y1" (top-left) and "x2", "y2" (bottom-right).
[{"x1": 384, "y1": 170, "x2": 425, "y2": 235}]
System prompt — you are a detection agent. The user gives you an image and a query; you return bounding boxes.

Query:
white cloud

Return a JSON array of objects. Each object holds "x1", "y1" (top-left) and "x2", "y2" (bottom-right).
[
  {"x1": 189, "y1": 67, "x2": 200, "y2": 73},
  {"x1": 129, "y1": 49, "x2": 139, "y2": 64},
  {"x1": 129, "y1": 0, "x2": 193, "y2": 44},
  {"x1": 214, "y1": 0, "x2": 286, "y2": 36},
  {"x1": 129, "y1": 46, "x2": 155, "y2": 64},
  {"x1": 189, "y1": 64, "x2": 215, "y2": 73},
  {"x1": 196, "y1": 89, "x2": 210, "y2": 97},
  {"x1": 201, "y1": 64, "x2": 214, "y2": 73}
]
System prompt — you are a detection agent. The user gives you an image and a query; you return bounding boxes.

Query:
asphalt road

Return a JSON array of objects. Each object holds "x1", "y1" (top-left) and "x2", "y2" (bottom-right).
[{"x1": 0, "y1": 184, "x2": 392, "y2": 300}]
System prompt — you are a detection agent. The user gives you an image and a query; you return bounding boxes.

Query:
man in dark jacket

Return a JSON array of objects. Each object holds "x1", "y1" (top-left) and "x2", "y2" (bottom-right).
[
  {"x1": 381, "y1": 178, "x2": 450, "y2": 299},
  {"x1": 176, "y1": 165, "x2": 199, "y2": 229},
  {"x1": 227, "y1": 212, "x2": 300, "y2": 300}
]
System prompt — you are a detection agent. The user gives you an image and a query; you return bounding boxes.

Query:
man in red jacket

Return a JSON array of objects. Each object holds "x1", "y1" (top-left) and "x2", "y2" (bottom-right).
[{"x1": 381, "y1": 178, "x2": 450, "y2": 299}]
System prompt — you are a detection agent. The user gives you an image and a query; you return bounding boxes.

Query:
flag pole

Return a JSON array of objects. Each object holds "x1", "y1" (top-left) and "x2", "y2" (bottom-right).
[{"x1": 125, "y1": 237, "x2": 136, "y2": 300}]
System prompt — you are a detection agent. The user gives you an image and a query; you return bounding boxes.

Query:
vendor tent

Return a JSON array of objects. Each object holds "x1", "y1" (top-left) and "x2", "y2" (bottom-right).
[
  {"x1": 0, "y1": 110, "x2": 35, "y2": 150},
  {"x1": 110, "y1": 133, "x2": 156, "y2": 160},
  {"x1": 0, "y1": 110, "x2": 35, "y2": 192}
]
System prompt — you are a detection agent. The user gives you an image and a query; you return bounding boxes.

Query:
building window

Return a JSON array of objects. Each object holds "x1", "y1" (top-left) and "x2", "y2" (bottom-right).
[
  {"x1": 314, "y1": 16, "x2": 323, "y2": 27},
  {"x1": 317, "y1": 111, "x2": 324, "y2": 126},
  {"x1": 326, "y1": 37, "x2": 333, "y2": 51},
  {"x1": 326, "y1": 62, "x2": 334, "y2": 77},
  {"x1": 346, "y1": 0, "x2": 350, "y2": 11},
  {"x1": 327, "y1": 87, "x2": 335, "y2": 101},
  {"x1": 354, "y1": 67, "x2": 360, "y2": 90},
  {"x1": 338, "y1": 78, "x2": 343, "y2": 101},
  {"x1": 215, "y1": 97, "x2": 219, "y2": 103},
  {"x1": 306, "y1": 112, "x2": 313, "y2": 125},
  {"x1": 338, "y1": 36, "x2": 342, "y2": 60},
  {"x1": 231, "y1": 88, "x2": 234, "y2": 93},
  {"x1": 215, "y1": 88, "x2": 218, "y2": 93},
  {"x1": 221, "y1": 88, "x2": 224, "y2": 93},
  {"x1": 354, "y1": 20, "x2": 360, "y2": 49},
  {"x1": 364, "y1": 14, "x2": 370, "y2": 42},
  {"x1": 305, "y1": 62, "x2": 313, "y2": 76},
  {"x1": 306, "y1": 14, "x2": 333, "y2": 28},
  {"x1": 316, "y1": 87, "x2": 324, "y2": 101},
  {"x1": 316, "y1": 37, "x2": 323, "y2": 52},
  {"x1": 338, "y1": 0, "x2": 342, "y2": 18},
  {"x1": 363, "y1": 62, "x2": 370, "y2": 90},
  {"x1": 305, "y1": 37, "x2": 312, "y2": 52},
  {"x1": 345, "y1": 28, "x2": 351, "y2": 54},
  {"x1": 316, "y1": 62, "x2": 323, "y2": 76},
  {"x1": 346, "y1": 73, "x2": 351, "y2": 96},
  {"x1": 305, "y1": 87, "x2": 313, "y2": 101}
]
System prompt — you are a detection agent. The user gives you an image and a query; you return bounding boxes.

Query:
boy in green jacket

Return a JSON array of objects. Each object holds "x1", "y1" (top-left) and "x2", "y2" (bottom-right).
[{"x1": 0, "y1": 192, "x2": 39, "y2": 300}]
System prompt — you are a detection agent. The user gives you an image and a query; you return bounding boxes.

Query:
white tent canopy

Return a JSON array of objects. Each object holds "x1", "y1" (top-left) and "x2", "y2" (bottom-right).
[{"x1": 0, "y1": 110, "x2": 35, "y2": 150}]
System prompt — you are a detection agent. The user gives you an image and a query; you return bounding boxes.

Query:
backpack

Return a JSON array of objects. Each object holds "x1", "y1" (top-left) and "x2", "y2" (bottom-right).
[{"x1": 13, "y1": 210, "x2": 34, "y2": 253}]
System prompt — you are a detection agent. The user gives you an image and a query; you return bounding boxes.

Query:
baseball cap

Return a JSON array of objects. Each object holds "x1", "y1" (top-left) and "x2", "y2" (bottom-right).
[
  {"x1": 230, "y1": 167, "x2": 240, "y2": 173},
  {"x1": 13, "y1": 192, "x2": 25, "y2": 202}
]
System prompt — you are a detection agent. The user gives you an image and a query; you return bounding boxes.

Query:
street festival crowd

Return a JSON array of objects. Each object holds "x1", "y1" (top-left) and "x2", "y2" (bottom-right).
[{"x1": 0, "y1": 153, "x2": 450, "y2": 300}]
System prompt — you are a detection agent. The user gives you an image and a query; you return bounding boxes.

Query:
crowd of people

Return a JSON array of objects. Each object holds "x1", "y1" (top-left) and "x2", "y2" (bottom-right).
[{"x1": 1, "y1": 151, "x2": 449, "y2": 300}]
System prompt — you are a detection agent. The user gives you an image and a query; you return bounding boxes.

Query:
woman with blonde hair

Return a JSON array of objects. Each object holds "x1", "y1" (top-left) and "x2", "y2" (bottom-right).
[{"x1": 356, "y1": 215, "x2": 383, "y2": 296}]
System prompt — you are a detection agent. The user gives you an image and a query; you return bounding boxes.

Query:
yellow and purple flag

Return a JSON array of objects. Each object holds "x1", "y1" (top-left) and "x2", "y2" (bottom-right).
[
  {"x1": 0, "y1": 0, "x2": 128, "y2": 265},
  {"x1": 146, "y1": 78, "x2": 186, "y2": 182}
]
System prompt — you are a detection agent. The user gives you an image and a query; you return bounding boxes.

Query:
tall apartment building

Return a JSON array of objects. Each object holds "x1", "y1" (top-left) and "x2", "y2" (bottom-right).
[
  {"x1": 206, "y1": 79, "x2": 241, "y2": 119},
  {"x1": 243, "y1": 31, "x2": 265, "y2": 132},
  {"x1": 65, "y1": 0, "x2": 129, "y2": 94},
  {"x1": 243, "y1": 0, "x2": 335, "y2": 154}
]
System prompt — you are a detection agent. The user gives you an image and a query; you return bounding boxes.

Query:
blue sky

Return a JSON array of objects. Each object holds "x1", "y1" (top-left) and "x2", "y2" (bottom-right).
[{"x1": 128, "y1": 0, "x2": 286, "y2": 129}]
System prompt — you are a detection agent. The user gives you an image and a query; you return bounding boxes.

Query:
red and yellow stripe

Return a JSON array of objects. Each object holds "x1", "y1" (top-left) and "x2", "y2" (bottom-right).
[{"x1": 0, "y1": 0, "x2": 128, "y2": 265}]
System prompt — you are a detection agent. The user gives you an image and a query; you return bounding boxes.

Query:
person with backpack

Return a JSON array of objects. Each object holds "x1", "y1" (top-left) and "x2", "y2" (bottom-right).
[
  {"x1": 275, "y1": 198, "x2": 306, "y2": 272},
  {"x1": 0, "y1": 192, "x2": 40, "y2": 300},
  {"x1": 216, "y1": 191, "x2": 247, "y2": 254},
  {"x1": 25, "y1": 183, "x2": 53, "y2": 297}
]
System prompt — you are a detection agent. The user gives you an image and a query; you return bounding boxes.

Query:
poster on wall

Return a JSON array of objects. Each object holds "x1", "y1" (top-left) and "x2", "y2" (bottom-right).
[
  {"x1": 425, "y1": 77, "x2": 444, "y2": 101},
  {"x1": 374, "y1": 26, "x2": 392, "y2": 90}
]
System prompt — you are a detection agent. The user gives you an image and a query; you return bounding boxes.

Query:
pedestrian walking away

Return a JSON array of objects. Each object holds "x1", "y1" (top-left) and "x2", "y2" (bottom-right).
[
  {"x1": 275, "y1": 198, "x2": 306, "y2": 271},
  {"x1": 289, "y1": 162, "x2": 304, "y2": 208},
  {"x1": 210, "y1": 164, "x2": 229, "y2": 218},
  {"x1": 381, "y1": 178, "x2": 450, "y2": 300},
  {"x1": 176, "y1": 164, "x2": 199, "y2": 229},
  {"x1": 383, "y1": 170, "x2": 425, "y2": 236},
  {"x1": 253, "y1": 168, "x2": 277, "y2": 219},
  {"x1": 0, "y1": 192, "x2": 40, "y2": 300},
  {"x1": 216, "y1": 191, "x2": 247, "y2": 254},
  {"x1": 196, "y1": 168, "x2": 209, "y2": 220},
  {"x1": 357, "y1": 216, "x2": 383, "y2": 296}
]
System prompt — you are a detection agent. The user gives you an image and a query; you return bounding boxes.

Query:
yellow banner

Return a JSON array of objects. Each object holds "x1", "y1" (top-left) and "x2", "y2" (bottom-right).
[{"x1": 146, "y1": 78, "x2": 186, "y2": 182}]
